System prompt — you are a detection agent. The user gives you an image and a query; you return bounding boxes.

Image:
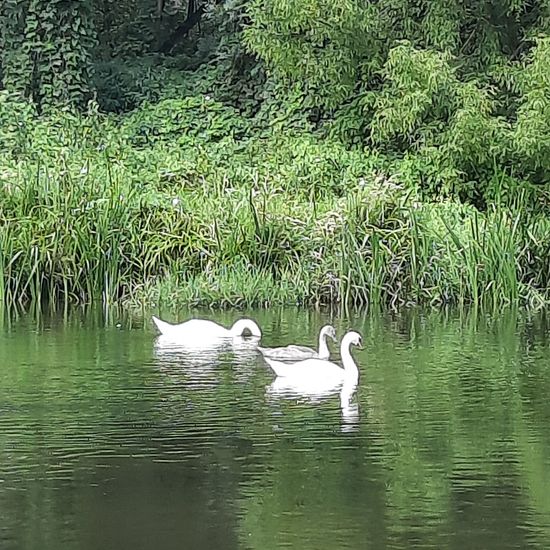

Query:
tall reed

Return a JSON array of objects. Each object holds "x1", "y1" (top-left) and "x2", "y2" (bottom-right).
[{"x1": 1, "y1": 105, "x2": 549, "y2": 310}]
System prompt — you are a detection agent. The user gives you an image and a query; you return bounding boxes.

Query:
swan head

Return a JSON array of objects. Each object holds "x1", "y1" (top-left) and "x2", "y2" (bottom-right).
[
  {"x1": 231, "y1": 318, "x2": 262, "y2": 338},
  {"x1": 320, "y1": 325, "x2": 337, "y2": 341},
  {"x1": 344, "y1": 331, "x2": 362, "y2": 348}
]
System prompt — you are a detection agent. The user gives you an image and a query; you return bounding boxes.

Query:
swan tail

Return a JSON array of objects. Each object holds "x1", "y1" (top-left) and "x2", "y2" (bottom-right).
[
  {"x1": 151, "y1": 315, "x2": 173, "y2": 335},
  {"x1": 257, "y1": 347, "x2": 272, "y2": 357},
  {"x1": 264, "y1": 358, "x2": 290, "y2": 377}
]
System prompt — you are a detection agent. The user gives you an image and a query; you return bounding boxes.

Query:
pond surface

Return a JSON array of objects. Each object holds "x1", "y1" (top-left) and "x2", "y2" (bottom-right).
[{"x1": 1, "y1": 307, "x2": 550, "y2": 550}]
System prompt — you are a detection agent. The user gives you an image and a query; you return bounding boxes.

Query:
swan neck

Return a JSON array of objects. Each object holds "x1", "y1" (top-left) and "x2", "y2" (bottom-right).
[
  {"x1": 318, "y1": 331, "x2": 329, "y2": 357},
  {"x1": 341, "y1": 339, "x2": 359, "y2": 380}
]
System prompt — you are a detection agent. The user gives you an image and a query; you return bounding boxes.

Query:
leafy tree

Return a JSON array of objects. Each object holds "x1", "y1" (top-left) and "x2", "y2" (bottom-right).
[{"x1": 0, "y1": 0, "x2": 96, "y2": 110}]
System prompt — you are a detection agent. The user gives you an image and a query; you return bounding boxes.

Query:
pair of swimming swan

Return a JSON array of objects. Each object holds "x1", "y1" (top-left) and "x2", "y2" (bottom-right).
[{"x1": 152, "y1": 315, "x2": 362, "y2": 383}]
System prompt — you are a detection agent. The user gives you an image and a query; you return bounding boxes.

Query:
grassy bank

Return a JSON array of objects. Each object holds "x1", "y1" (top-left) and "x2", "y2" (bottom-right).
[{"x1": 1, "y1": 94, "x2": 550, "y2": 310}]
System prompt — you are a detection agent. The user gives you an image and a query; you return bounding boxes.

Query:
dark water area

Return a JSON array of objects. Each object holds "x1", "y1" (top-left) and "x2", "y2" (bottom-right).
[{"x1": 1, "y1": 307, "x2": 550, "y2": 549}]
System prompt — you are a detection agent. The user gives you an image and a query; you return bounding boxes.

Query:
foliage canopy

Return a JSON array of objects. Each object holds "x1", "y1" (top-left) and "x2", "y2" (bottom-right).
[{"x1": 1, "y1": 0, "x2": 550, "y2": 307}]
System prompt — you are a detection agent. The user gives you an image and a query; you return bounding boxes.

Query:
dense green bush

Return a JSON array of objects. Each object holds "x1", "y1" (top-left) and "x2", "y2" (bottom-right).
[
  {"x1": 0, "y1": 0, "x2": 96, "y2": 110},
  {"x1": 1, "y1": 95, "x2": 550, "y2": 309},
  {"x1": 243, "y1": 1, "x2": 550, "y2": 204}
]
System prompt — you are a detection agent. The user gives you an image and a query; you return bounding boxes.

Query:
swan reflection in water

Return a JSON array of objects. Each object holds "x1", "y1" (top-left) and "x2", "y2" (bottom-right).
[
  {"x1": 339, "y1": 380, "x2": 360, "y2": 432},
  {"x1": 153, "y1": 334, "x2": 262, "y2": 384},
  {"x1": 266, "y1": 377, "x2": 360, "y2": 432}
]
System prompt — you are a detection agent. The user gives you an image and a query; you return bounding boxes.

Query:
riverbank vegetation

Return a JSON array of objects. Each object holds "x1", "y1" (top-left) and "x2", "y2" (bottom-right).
[{"x1": 1, "y1": 0, "x2": 549, "y2": 309}]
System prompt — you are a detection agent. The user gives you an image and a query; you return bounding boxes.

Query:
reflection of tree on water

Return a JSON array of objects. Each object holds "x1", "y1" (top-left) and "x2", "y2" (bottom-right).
[
  {"x1": 0, "y1": 319, "x2": 245, "y2": 550},
  {"x1": 3, "y1": 310, "x2": 550, "y2": 550},
  {"x1": 241, "y1": 381, "x2": 385, "y2": 550},
  {"x1": 236, "y1": 311, "x2": 550, "y2": 550}
]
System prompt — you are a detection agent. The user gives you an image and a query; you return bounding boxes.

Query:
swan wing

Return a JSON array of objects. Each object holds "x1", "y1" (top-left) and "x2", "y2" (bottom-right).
[
  {"x1": 152, "y1": 317, "x2": 230, "y2": 341},
  {"x1": 264, "y1": 357, "x2": 344, "y2": 380},
  {"x1": 258, "y1": 345, "x2": 317, "y2": 361}
]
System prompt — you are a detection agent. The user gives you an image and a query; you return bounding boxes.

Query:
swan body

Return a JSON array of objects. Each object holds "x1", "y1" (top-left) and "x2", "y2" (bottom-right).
[
  {"x1": 151, "y1": 316, "x2": 262, "y2": 343},
  {"x1": 258, "y1": 325, "x2": 336, "y2": 361},
  {"x1": 264, "y1": 331, "x2": 362, "y2": 384}
]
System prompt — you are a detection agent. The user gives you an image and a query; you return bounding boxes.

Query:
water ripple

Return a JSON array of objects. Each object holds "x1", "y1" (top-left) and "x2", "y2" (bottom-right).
[{"x1": 1, "y1": 310, "x2": 550, "y2": 550}]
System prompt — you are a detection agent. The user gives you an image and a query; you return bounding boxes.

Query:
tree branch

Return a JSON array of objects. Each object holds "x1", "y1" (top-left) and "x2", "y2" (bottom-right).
[{"x1": 158, "y1": 3, "x2": 205, "y2": 54}]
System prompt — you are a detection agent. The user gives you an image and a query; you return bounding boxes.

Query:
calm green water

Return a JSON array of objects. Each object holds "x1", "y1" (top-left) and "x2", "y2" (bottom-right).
[{"x1": 1, "y1": 308, "x2": 550, "y2": 550}]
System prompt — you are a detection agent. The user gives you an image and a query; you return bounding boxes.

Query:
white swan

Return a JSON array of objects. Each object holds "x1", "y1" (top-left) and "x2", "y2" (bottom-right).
[
  {"x1": 257, "y1": 325, "x2": 336, "y2": 361},
  {"x1": 151, "y1": 316, "x2": 262, "y2": 343},
  {"x1": 264, "y1": 331, "x2": 362, "y2": 383}
]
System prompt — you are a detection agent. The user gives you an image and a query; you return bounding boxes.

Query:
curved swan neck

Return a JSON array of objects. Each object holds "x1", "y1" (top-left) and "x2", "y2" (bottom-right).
[
  {"x1": 318, "y1": 330, "x2": 329, "y2": 357},
  {"x1": 340, "y1": 336, "x2": 359, "y2": 381},
  {"x1": 230, "y1": 319, "x2": 262, "y2": 337}
]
